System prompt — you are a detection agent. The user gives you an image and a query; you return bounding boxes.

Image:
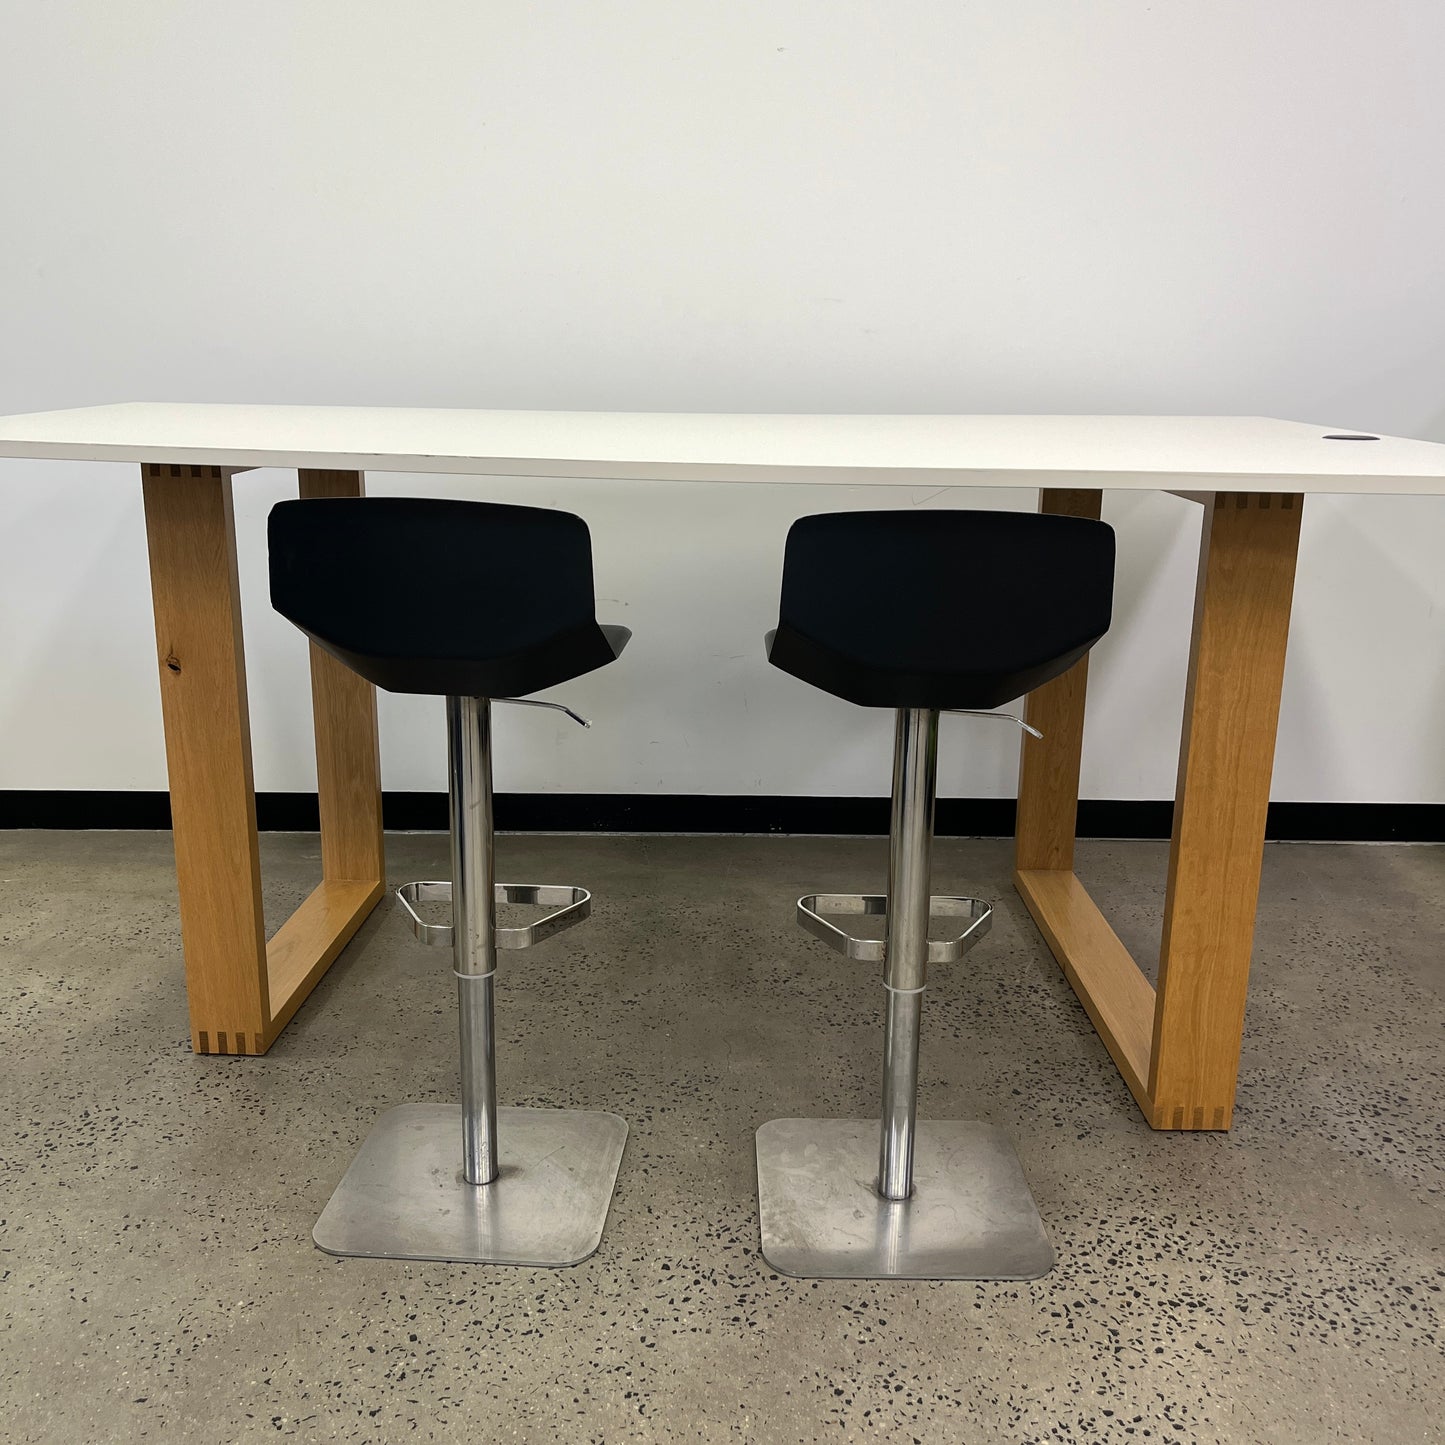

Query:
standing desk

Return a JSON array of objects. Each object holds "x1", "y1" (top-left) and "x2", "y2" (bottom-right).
[{"x1": 4, "y1": 404, "x2": 1443, "y2": 1130}]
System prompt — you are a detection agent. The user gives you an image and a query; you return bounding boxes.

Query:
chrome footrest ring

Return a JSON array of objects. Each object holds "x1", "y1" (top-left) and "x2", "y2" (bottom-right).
[
  {"x1": 795, "y1": 892, "x2": 992, "y2": 964},
  {"x1": 396, "y1": 881, "x2": 592, "y2": 950},
  {"x1": 396, "y1": 881, "x2": 454, "y2": 946}
]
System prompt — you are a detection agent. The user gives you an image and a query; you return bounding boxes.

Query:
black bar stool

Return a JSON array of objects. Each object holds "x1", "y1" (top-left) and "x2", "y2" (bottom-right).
[
  {"x1": 755, "y1": 508, "x2": 1115, "y2": 1280},
  {"x1": 269, "y1": 496, "x2": 629, "y2": 1266}
]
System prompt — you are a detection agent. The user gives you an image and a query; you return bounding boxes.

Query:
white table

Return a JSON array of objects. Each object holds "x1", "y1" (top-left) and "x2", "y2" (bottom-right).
[{"x1": 5, "y1": 403, "x2": 1443, "y2": 1130}]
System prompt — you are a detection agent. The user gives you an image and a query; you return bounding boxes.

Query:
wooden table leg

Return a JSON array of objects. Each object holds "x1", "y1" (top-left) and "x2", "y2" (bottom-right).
[
  {"x1": 1014, "y1": 490, "x2": 1158, "y2": 1116},
  {"x1": 1150, "y1": 493, "x2": 1303, "y2": 1128},
  {"x1": 142, "y1": 463, "x2": 386, "y2": 1054},
  {"x1": 143, "y1": 464, "x2": 270, "y2": 1055},
  {"x1": 263, "y1": 470, "x2": 387, "y2": 1038},
  {"x1": 1016, "y1": 489, "x2": 1103, "y2": 876},
  {"x1": 1014, "y1": 489, "x2": 1303, "y2": 1129}
]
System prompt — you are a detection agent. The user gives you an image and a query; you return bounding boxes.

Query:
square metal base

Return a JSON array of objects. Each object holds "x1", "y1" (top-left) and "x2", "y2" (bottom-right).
[
  {"x1": 314, "y1": 1103, "x2": 627, "y2": 1266},
  {"x1": 755, "y1": 1118, "x2": 1054, "y2": 1280}
]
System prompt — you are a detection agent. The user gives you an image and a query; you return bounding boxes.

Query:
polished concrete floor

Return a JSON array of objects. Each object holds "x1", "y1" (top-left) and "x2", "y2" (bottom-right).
[{"x1": 1, "y1": 830, "x2": 1442, "y2": 1444}]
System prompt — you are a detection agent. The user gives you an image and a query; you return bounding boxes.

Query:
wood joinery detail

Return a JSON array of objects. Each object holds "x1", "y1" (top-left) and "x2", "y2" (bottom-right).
[
  {"x1": 142, "y1": 464, "x2": 386, "y2": 1055},
  {"x1": 1014, "y1": 490, "x2": 1303, "y2": 1130}
]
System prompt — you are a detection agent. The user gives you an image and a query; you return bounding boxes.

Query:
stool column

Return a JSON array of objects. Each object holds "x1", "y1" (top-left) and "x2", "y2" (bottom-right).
[
  {"x1": 878, "y1": 705, "x2": 940, "y2": 1200},
  {"x1": 447, "y1": 694, "x2": 500, "y2": 1186}
]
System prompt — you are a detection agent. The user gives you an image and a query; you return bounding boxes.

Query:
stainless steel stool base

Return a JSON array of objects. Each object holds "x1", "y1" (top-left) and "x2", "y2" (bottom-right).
[
  {"x1": 313, "y1": 1103, "x2": 627, "y2": 1266},
  {"x1": 755, "y1": 1117, "x2": 1053, "y2": 1281}
]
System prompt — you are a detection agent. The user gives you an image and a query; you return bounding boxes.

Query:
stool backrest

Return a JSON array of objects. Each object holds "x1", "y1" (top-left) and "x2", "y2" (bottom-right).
[
  {"x1": 779, "y1": 508, "x2": 1115, "y2": 676},
  {"x1": 269, "y1": 496, "x2": 602, "y2": 673}
]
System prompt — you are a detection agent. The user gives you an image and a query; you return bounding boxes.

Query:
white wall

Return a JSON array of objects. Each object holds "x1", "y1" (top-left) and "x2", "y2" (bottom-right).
[{"x1": 2, "y1": 1, "x2": 1443, "y2": 804}]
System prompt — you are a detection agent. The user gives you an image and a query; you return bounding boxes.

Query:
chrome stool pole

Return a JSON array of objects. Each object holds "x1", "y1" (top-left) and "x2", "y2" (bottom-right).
[
  {"x1": 448, "y1": 695, "x2": 499, "y2": 1187},
  {"x1": 755, "y1": 706, "x2": 1054, "y2": 1282},
  {"x1": 310, "y1": 693, "x2": 626, "y2": 1266},
  {"x1": 878, "y1": 706, "x2": 938, "y2": 1201}
]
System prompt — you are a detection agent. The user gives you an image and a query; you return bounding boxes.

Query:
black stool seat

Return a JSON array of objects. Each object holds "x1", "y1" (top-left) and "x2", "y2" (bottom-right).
[
  {"x1": 269, "y1": 497, "x2": 628, "y2": 697},
  {"x1": 766, "y1": 509, "x2": 1115, "y2": 710}
]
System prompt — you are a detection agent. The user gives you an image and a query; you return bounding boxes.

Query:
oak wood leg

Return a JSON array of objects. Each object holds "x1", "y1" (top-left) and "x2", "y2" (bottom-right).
[
  {"x1": 264, "y1": 471, "x2": 387, "y2": 1038},
  {"x1": 1149, "y1": 493, "x2": 1303, "y2": 1128},
  {"x1": 1015, "y1": 490, "x2": 1302, "y2": 1129},
  {"x1": 143, "y1": 463, "x2": 388, "y2": 1054},
  {"x1": 1014, "y1": 489, "x2": 1157, "y2": 1112},
  {"x1": 302, "y1": 471, "x2": 385, "y2": 884},
  {"x1": 142, "y1": 464, "x2": 269, "y2": 1055},
  {"x1": 1016, "y1": 489, "x2": 1103, "y2": 873}
]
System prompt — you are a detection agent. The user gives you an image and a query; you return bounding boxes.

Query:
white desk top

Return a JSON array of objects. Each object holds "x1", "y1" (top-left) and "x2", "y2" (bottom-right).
[{"x1": 1, "y1": 403, "x2": 1444, "y2": 494}]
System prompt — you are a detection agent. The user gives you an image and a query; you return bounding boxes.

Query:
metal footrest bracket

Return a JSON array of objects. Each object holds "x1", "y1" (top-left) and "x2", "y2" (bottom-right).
[
  {"x1": 396, "y1": 881, "x2": 591, "y2": 949},
  {"x1": 796, "y1": 892, "x2": 992, "y2": 965}
]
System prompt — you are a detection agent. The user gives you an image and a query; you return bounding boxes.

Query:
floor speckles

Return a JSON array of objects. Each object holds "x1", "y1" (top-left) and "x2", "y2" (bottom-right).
[{"x1": 0, "y1": 830, "x2": 1441, "y2": 1443}]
